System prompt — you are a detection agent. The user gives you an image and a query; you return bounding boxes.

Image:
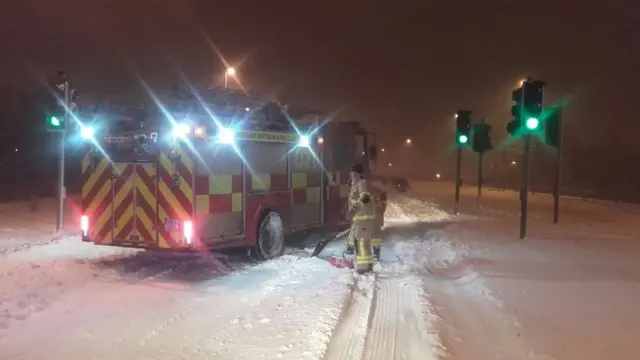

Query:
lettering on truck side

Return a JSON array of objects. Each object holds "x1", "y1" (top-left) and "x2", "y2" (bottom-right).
[{"x1": 237, "y1": 131, "x2": 296, "y2": 143}]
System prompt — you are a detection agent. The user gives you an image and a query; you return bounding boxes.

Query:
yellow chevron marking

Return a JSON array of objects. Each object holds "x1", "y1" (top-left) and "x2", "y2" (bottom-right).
[{"x1": 82, "y1": 159, "x2": 109, "y2": 197}]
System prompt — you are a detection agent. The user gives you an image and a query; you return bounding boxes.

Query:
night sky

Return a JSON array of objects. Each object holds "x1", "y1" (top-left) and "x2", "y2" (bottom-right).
[{"x1": 2, "y1": 0, "x2": 640, "y2": 183}]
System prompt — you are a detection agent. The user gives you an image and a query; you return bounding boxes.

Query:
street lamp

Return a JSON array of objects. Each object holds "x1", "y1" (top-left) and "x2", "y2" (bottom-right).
[
  {"x1": 225, "y1": 67, "x2": 236, "y2": 88},
  {"x1": 405, "y1": 138, "x2": 412, "y2": 145}
]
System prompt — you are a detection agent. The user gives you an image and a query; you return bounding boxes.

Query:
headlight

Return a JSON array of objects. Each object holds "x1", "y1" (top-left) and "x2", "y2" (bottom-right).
[
  {"x1": 172, "y1": 123, "x2": 191, "y2": 137},
  {"x1": 298, "y1": 135, "x2": 310, "y2": 148},
  {"x1": 218, "y1": 127, "x2": 235, "y2": 144},
  {"x1": 80, "y1": 125, "x2": 95, "y2": 140}
]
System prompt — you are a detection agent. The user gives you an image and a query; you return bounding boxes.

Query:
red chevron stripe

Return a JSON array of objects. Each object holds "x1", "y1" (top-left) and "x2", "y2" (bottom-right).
[
  {"x1": 82, "y1": 165, "x2": 112, "y2": 210},
  {"x1": 94, "y1": 213, "x2": 113, "y2": 243},
  {"x1": 175, "y1": 159, "x2": 193, "y2": 187},
  {"x1": 113, "y1": 191, "x2": 134, "y2": 221},
  {"x1": 80, "y1": 162, "x2": 93, "y2": 189},
  {"x1": 136, "y1": 219, "x2": 155, "y2": 246},
  {"x1": 158, "y1": 166, "x2": 192, "y2": 216},
  {"x1": 135, "y1": 191, "x2": 164, "y2": 245},
  {"x1": 157, "y1": 190, "x2": 180, "y2": 219},
  {"x1": 114, "y1": 217, "x2": 134, "y2": 241},
  {"x1": 136, "y1": 165, "x2": 157, "y2": 194}
]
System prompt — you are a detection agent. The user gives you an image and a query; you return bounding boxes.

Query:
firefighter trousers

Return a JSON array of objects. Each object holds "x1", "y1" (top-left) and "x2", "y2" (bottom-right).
[
  {"x1": 347, "y1": 218, "x2": 383, "y2": 257},
  {"x1": 353, "y1": 237, "x2": 373, "y2": 273}
]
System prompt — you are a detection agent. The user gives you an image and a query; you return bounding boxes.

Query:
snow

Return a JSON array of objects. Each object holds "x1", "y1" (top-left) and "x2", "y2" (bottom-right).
[{"x1": 1, "y1": 183, "x2": 639, "y2": 359}]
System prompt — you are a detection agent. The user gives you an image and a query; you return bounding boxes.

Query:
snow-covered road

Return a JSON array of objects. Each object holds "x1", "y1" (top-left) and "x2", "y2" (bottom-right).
[
  {"x1": 0, "y1": 195, "x2": 449, "y2": 360},
  {"x1": 1, "y1": 185, "x2": 639, "y2": 359}
]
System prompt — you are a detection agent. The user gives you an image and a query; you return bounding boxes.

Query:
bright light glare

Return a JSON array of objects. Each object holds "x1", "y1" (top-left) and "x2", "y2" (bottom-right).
[
  {"x1": 80, "y1": 125, "x2": 94, "y2": 139},
  {"x1": 218, "y1": 127, "x2": 235, "y2": 144},
  {"x1": 526, "y1": 117, "x2": 539, "y2": 130},
  {"x1": 226, "y1": 67, "x2": 236, "y2": 76},
  {"x1": 405, "y1": 138, "x2": 412, "y2": 144},
  {"x1": 317, "y1": 136, "x2": 324, "y2": 144},
  {"x1": 194, "y1": 126, "x2": 205, "y2": 137},
  {"x1": 173, "y1": 123, "x2": 191, "y2": 137},
  {"x1": 51, "y1": 117, "x2": 61, "y2": 126},
  {"x1": 298, "y1": 135, "x2": 310, "y2": 147},
  {"x1": 436, "y1": 173, "x2": 441, "y2": 179},
  {"x1": 458, "y1": 134, "x2": 469, "y2": 144},
  {"x1": 80, "y1": 215, "x2": 89, "y2": 236},
  {"x1": 183, "y1": 220, "x2": 193, "y2": 245}
]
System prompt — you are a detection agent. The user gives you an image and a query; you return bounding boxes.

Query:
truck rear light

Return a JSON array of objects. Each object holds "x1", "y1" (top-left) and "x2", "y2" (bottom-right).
[
  {"x1": 183, "y1": 220, "x2": 193, "y2": 244},
  {"x1": 80, "y1": 215, "x2": 89, "y2": 236}
]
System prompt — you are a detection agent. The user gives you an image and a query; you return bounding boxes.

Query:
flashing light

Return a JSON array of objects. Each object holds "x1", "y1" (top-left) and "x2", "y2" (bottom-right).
[
  {"x1": 194, "y1": 126, "x2": 206, "y2": 138},
  {"x1": 80, "y1": 215, "x2": 89, "y2": 236},
  {"x1": 183, "y1": 220, "x2": 193, "y2": 244},
  {"x1": 172, "y1": 123, "x2": 191, "y2": 137},
  {"x1": 458, "y1": 134, "x2": 469, "y2": 144},
  {"x1": 218, "y1": 127, "x2": 235, "y2": 144},
  {"x1": 298, "y1": 135, "x2": 310, "y2": 148},
  {"x1": 525, "y1": 117, "x2": 539, "y2": 130},
  {"x1": 80, "y1": 125, "x2": 95, "y2": 140}
]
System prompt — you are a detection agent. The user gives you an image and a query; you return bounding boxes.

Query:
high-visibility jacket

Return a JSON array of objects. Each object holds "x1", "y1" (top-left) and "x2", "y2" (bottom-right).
[{"x1": 348, "y1": 178, "x2": 376, "y2": 239}]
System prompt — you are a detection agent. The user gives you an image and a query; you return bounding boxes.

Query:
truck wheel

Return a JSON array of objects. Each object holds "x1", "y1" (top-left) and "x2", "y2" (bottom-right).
[{"x1": 250, "y1": 211, "x2": 285, "y2": 261}]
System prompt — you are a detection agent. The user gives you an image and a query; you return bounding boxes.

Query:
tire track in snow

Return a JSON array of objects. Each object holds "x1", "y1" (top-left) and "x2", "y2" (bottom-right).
[
  {"x1": 362, "y1": 276, "x2": 441, "y2": 360},
  {"x1": 322, "y1": 273, "x2": 376, "y2": 360}
]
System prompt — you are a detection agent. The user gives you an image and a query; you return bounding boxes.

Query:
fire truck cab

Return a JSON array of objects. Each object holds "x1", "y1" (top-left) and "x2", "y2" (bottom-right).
[{"x1": 79, "y1": 87, "x2": 377, "y2": 259}]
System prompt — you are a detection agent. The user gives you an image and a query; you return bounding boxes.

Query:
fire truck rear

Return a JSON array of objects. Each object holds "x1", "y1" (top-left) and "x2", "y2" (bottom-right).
[{"x1": 79, "y1": 87, "x2": 377, "y2": 259}]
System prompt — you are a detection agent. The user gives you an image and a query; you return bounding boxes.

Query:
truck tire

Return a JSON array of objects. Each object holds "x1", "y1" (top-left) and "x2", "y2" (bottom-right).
[{"x1": 250, "y1": 211, "x2": 285, "y2": 261}]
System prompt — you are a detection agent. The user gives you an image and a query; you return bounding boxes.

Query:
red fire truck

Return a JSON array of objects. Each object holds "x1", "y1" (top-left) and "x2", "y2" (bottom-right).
[{"x1": 79, "y1": 87, "x2": 377, "y2": 259}]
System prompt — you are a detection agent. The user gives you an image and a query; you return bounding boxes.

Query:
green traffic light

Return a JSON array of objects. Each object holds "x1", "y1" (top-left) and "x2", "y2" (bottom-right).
[
  {"x1": 525, "y1": 117, "x2": 539, "y2": 130},
  {"x1": 458, "y1": 134, "x2": 468, "y2": 144},
  {"x1": 50, "y1": 116, "x2": 61, "y2": 127}
]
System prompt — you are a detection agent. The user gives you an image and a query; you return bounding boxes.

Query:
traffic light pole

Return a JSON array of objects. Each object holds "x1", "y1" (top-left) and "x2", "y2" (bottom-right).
[
  {"x1": 519, "y1": 134, "x2": 532, "y2": 239},
  {"x1": 477, "y1": 117, "x2": 485, "y2": 206},
  {"x1": 56, "y1": 81, "x2": 69, "y2": 232},
  {"x1": 477, "y1": 151, "x2": 483, "y2": 203},
  {"x1": 553, "y1": 109, "x2": 563, "y2": 224},
  {"x1": 454, "y1": 147, "x2": 462, "y2": 215}
]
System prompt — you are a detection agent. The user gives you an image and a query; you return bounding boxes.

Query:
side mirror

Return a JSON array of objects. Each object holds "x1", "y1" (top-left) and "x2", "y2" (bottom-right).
[{"x1": 368, "y1": 145, "x2": 377, "y2": 161}]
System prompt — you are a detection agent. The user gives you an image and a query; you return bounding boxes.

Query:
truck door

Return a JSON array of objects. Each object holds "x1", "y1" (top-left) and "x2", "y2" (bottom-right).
[{"x1": 112, "y1": 162, "x2": 159, "y2": 246}]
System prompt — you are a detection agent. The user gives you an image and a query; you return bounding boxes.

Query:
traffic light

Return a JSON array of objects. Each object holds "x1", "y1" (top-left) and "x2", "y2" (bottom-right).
[
  {"x1": 507, "y1": 87, "x2": 523, "y2": 136},
  {"x1": 522, "y1": 80, "x2": 545, "y2": 132},
  {"x1": 44, "y1": 70, "x2": 70, "y2": 133},
  {"x1": 45, "y1": 115, "x2": 66, "y2": 132},
  {"x1": 455, "y1": 110, "x2": 472, "y2": 146},
  {"x1": 472, "y1": 123, "x2": 493, "y2": 153},
  {"x1": 544, "y1": 107, "x2": 562, "y2": 147}
]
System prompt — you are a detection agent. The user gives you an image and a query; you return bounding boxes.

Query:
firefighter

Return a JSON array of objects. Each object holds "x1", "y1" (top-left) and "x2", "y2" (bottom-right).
[
  {"x1": 346, "y1": 176, "x2": 387, "y2": 261},
  {"x1": 344, "y1": 163, "x2": 376, "y2": 273}
]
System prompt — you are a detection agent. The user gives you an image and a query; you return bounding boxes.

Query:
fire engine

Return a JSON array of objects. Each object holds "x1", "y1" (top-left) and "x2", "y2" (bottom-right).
[{"x1": 78, "y1": 86, "x2": 377, "y2": 259}]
